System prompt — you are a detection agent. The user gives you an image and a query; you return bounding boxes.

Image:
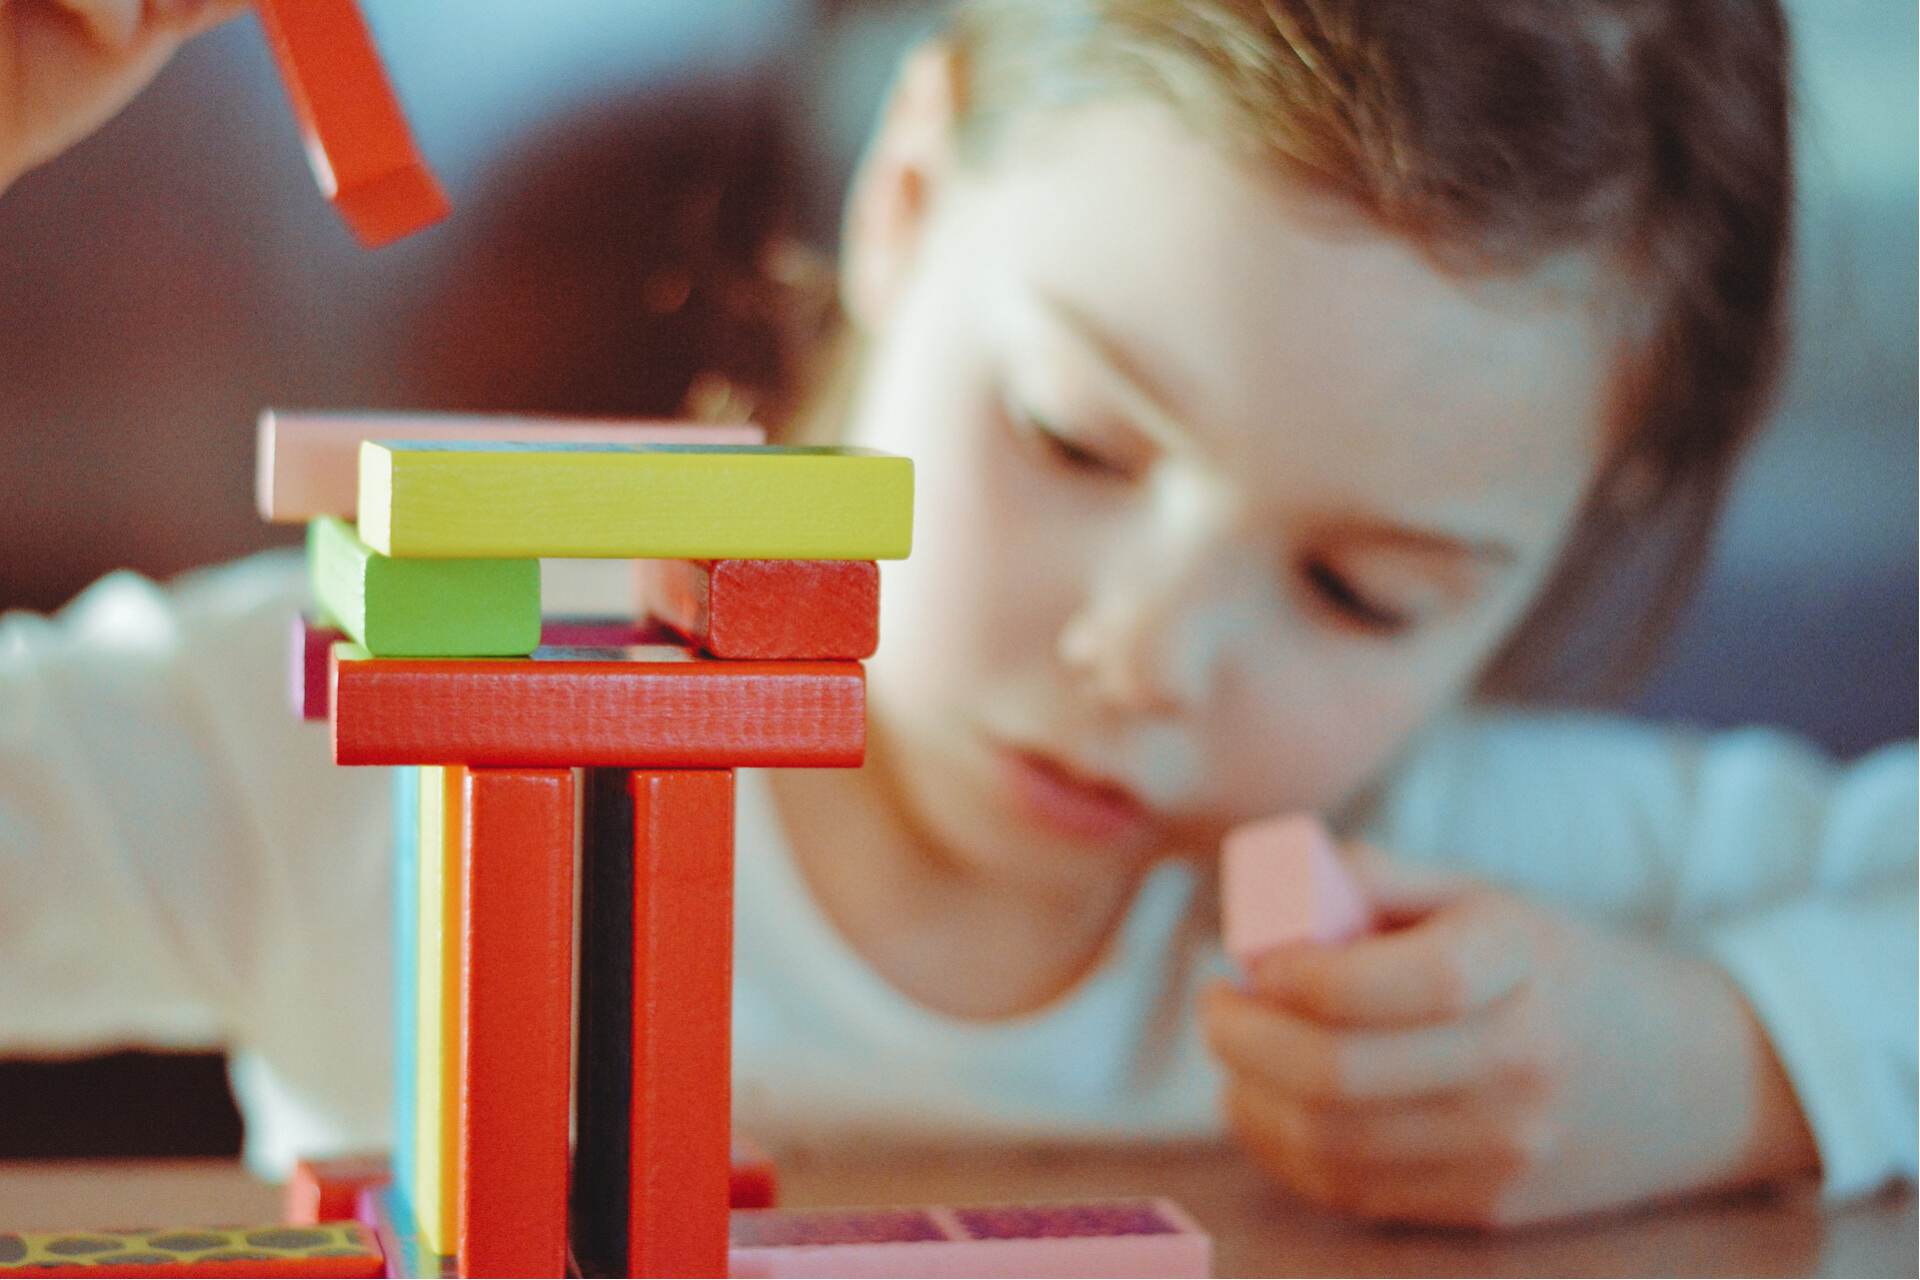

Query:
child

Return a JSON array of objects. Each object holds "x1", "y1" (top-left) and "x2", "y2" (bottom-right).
[{"x1": 1, "y1": 0, "x2": 1912, "y2": 1232}]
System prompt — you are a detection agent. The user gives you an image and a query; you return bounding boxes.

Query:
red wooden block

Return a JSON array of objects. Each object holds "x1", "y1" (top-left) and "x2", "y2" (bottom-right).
[
  {"x1": 730, "y1": 1135, "x2": 779, "y2": 1209},
  {"x1": 630, "y1": 770, "x2": 735, "y2": 1278},
  {"x1": 638, "y1": 560, "x2": 880, "y2": 660},
  {"x1": 458, "y1": 769, "x2": 574, "y2": 1278},
  {"x1": 286, "y1": 1153, "x2": 391, "y2": 1225},
  {"x1": 330, "y1": 645, "x2": 865, "y2": 769},
  {"x1": 254, "y1": 0, "x2": 450, "y2": 248},
  {"x1": 292, "y1": 613, "x2": 344, "y2": 723}
]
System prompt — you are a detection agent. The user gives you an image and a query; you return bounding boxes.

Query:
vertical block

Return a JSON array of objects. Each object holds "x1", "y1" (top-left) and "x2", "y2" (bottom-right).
[
  {"x1": 253, "y1": 0, "x2": 450, "y2": 247},
  {"x1": 570, "y1": 769, "x2": 636, "y2": 1278},
  {"x1": 414, "y1": 767, "x2": 464, "y2": 1257},
  {"x1": 286, "y1": 1152, "x2": 390, "y2": 1226},
  {"x1": 638, "y1": 559, "x2": 880, "y2": 660},
  {"x1": 389, "y1": 768, "x2": 420, "y2": 1218},
  {"x1": 458, "y1": 768, "x2": 574, "y2": 1279},
  {"x1": 1221, "y1": 814, "x2": 1372, "y2": 970},
  {"x1": 570, "y1": 771, "x2": 735, "y2": 1277},
  {"x1": 630, "y1": 770, "x2": 735, "y2": 1278},
  {"x1": 307, "y1": 516, "x2": 541, "y2": 658},
  {"x1": 357, "y1": 1185, "x2": 454, "y2": 1280}
]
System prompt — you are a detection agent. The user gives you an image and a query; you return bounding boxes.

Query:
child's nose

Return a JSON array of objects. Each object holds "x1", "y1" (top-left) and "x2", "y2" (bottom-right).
[{"x1": 1055, "y1": 487, "x2": 1260, "y2": 717}]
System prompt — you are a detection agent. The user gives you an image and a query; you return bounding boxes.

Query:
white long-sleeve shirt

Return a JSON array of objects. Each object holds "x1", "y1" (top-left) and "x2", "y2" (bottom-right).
[{"x1": 1, "y1": 551, "x2": 1912, "y2": 1199}]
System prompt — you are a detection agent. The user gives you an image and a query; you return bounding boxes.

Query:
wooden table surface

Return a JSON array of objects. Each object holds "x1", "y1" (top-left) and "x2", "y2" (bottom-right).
[{"x1": 1, "y1": 1145, "x2": 1913, "y2": 1278}]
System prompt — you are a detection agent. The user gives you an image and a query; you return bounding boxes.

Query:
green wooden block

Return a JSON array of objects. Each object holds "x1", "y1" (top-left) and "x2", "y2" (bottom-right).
[{"x1": 306, "y1": 516, "x2": 540, "y2": 657}]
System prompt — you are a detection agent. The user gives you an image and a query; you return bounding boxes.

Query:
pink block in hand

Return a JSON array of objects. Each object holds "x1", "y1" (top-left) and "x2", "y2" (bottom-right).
[
  {"x1": 1221, "y1": 814, "x2": 1371, "y2": 968},
  {"x1": 728, "y1": 1198, "x2": 1211, "y2": 1278}
]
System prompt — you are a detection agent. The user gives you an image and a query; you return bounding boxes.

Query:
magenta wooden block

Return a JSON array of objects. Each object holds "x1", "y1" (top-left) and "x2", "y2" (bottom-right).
[
  {"x1": 293, "y1": 612, "x2": 345, "y2": 722},
  {"x1": 1221, "y1": 814, "x2": 1372, "y2": 969},
  {"x1": 727, "y1": 1198, "x2": 1211, "y2": 1278}
]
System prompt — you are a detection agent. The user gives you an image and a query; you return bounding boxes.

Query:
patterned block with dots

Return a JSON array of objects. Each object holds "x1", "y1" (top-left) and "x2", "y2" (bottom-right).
[{"x1": 0, "y1": 1222, "x2": 383, "y2": 1278}]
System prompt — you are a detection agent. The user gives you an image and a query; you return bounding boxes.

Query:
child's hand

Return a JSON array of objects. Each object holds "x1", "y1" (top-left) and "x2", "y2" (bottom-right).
[
  {"x1": 0, "y1": 0, "x2": 244, "y2": 192},
  {"x1": 1202, "y1": 848, "x2": 1819, "y2": 1229}
]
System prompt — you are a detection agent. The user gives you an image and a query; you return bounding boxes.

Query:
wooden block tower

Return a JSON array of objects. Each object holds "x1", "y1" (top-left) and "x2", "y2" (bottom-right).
[{"x1": 269, "y1": 412, "x2": 911, "y2": 1278}]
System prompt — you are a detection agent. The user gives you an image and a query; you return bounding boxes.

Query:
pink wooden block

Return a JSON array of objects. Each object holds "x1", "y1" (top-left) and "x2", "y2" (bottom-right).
[
  {"x1": 293, "y1": 612, "x2": 346, "y2": 722},
  {"x1": 256, "y1": 411, "x2": 765, "y2": 522},
  {"x1": 727, "y1": 1199, "x2": 1211, "y2": 1278},
  {"x1": 1221, "y1": 814, "x2": 1372, "y2": 969}
]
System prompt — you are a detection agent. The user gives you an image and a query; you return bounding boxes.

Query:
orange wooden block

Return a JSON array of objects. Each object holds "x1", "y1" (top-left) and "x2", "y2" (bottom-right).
[
  {"x1": 330, "y1": 643, "x2": 865, "y2": 769},
  {"x1": 638, "y1": 559, "x2": 880, "y2": 660},
  {"x1": 285, "y1": 1153, "x2": 390, "y2": 1225},
  {"x1": 629, "y1": 770, "x2": 735, "y2": 1278},
  {"x1": 458, "y1": 769, "x2": 574, "y2": 1279},
  {"x1": 254, "y1": 0, "x2": 449, "y2": 247},
  {"x1": 0, "y1": 1223, "x2": 381, "y2": 1278}
]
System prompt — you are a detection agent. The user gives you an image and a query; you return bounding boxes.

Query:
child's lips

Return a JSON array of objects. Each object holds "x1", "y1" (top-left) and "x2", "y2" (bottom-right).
[{"x1": 994, "y1": 742, "x2": 1153, "y2": 843}]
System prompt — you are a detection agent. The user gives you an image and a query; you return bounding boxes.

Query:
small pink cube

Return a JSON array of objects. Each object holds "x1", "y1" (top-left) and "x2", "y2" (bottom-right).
[{"x1": 1221, "y1": 814, "x2": 1371, "y2": 970}]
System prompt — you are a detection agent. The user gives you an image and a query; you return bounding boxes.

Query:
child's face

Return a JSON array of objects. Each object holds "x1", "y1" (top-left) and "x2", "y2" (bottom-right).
[{"x1": 839, "y1": 93, "x2": 1615, "y2": 890}]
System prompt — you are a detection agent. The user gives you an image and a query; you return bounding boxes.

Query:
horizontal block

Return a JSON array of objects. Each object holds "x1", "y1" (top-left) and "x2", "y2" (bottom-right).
[
  {"x1": 640, "y1": 560, "x2": 879, "y2": 660},
  {"x1": 287, "y1": 1152, "x2": 391, "y2": 1225},
  {"x1": 0, "y1": 1222, "x2": 382, "y2": 1278},
  {"x1": 727, "y1": 1198, "x2": 1210, "y2": 1278},
  {"x1": 254, "y1": 0, "x2": 448, "y2": 248},
  {"x1": 257, "y1": 411, "x2": 764, "y2": 522},
  {"x1": 331, "y1": 643, "x2": 865, "y2": 768},
  {"x1": 1221, "y1": 814, "x2": 1372, "y2": 970},
  {"x1": 358, "y1": 443, "x2": 913, "y2": 560},
  {"x1": 308, "y1": 517, "x2": 540, "y2": 657},
  {"x1": 293, "y1": 613, "x2": 346, "y2": 722}
]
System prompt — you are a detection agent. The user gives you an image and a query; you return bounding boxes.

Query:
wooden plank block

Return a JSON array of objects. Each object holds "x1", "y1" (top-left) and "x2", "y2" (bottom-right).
[
  {"x1": 457, "y1": 769, "x2": 574, "y2": 1279},
  {"x1": 357, "y1": 442, "x2": 913, "y2": 560},
  {"x1": 355, "y1": 1186, "x2": 453, "y2": 1280},
  {"x1": 292, "y1": 614, "x2": 344, "y2": 722},
  {"x1": 286, "y1": 1153, "x2": 391, "y2": 1226},
  {"x1": 413, "y1": 767, "x2": 465, "y2": 1258},
  {"x1": 307, "y1": 517, "x2": 540, "y2": 658},
  {"x1": 629, "y1": 770, "x2": 735, "y2": 1278},
  {"x1": 569, "y1": 769, "x2": 636, "y2": 1279},
  {"x1": 0, "y1": 1222, "x2": 383, "y2": 1278},
  {"x1": 639, "y1": 560, "x2": 880, "y2": 660},
  {"x1": 1220, "y1": 814, "x2": 1372, "y2": 970},
  {"x1": 730, "y1": 1135, "x2": 779, "y2": 1210},
  {"x1": 257, "y1": 412, "x2": 764, "y2": 523},
  {"x1": 727, "y1": 1199, "x2": 1212, "y2": 1278},
  {"x1": 253, "y1": 0, "x2": 448, "y2": 248},
  {"x1": 389, "y1": 769, "x2": 420, "y2": 1217},
  {"x1": 331, "y1": 643, "x2": 865, "y2": 769}
]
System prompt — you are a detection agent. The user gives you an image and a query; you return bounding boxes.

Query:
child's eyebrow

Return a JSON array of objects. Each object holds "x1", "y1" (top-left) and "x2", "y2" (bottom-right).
[{"x1": 1030, "y1": 288, "x2": 1197, "y2": 450}]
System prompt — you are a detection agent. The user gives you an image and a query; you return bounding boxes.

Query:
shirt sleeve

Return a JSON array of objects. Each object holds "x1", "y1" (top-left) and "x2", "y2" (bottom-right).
[
  {"x1": 1358, "y1": 709, "x2": 1917, "y2": 1199},
  {"x1": 0, "y1": 550, "x2": 323, "y2": 1052}
]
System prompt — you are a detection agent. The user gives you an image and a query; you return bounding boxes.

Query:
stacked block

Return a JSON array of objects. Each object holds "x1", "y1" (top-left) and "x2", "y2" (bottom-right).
[{"x1": 276, "y1": 417, "x2": 910, "y2": 1278}]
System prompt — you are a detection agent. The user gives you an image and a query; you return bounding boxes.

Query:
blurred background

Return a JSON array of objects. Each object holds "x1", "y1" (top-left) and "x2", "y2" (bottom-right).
[{"x1": 0, "y1": 0, "x2": 1912, "y2": 1159}]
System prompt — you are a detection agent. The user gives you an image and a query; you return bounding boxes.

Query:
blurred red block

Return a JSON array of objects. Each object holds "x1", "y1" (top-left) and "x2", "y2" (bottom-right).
[
  {"x1": 639, "y1": 560, "x2": 880, "y2": 660},
  {"x1": 254, "y1": 0, "x2": 449, "y2": 247},
  {"x1": 730, "y1": 1134, "x2": 779, "y2": 1209},
  {"x1": 286, "y1": 1152, "x2": 391, "y2": 1225}
]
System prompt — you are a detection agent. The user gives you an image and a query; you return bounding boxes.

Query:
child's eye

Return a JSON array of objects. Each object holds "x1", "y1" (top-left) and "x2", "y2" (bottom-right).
[
  {"x1": 1005, "y1": 400, "x2": 1133, "y2": 480},
  {"x1": 1301, "y1": 557, "x2": 1412, "y2": 636}
]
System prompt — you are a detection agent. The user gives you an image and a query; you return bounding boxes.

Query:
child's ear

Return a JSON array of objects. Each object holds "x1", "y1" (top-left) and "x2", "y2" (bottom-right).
[{"x1": 839, "y1": 39, "x2": 962, "y2": 330}]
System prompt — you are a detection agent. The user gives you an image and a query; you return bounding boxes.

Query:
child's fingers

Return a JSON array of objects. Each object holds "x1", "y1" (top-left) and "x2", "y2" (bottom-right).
[
  {"x1": 1202, "y1": 979, "x2": 1531, "y2": 1103},
  {"x1": 1247, "y1": 886, "x2": 1532, "y2": 1026},
  {"x1": 1222, "y1": 1072, "x2": 1550, "y2": 1169}
]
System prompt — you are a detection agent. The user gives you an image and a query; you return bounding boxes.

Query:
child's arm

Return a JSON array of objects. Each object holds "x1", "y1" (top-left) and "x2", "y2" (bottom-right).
[
  {"x1": 0, "y1": 0, "x2": 243, "y2": 194},
  {"x1": 1201, "y1": 712, "x2": 1915, "y2": 1228}
]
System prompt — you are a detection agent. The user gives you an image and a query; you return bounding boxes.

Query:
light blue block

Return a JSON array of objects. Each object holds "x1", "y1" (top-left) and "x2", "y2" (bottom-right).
[{"x1": 391, "y1": 766, "x2": 421, "y2": 1203}]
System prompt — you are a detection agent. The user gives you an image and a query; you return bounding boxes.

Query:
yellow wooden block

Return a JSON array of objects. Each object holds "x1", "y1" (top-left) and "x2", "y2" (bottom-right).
[
  {"x1": 414, "y1": 764, "x2": 464, "y2": 1257},
  {"x1": 357, "y1": 442, "x2": 914, "y2": 559}
]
